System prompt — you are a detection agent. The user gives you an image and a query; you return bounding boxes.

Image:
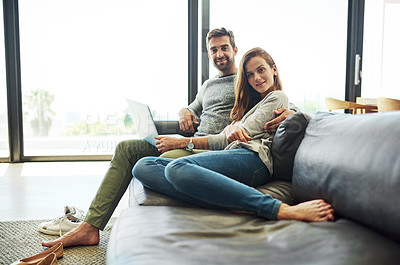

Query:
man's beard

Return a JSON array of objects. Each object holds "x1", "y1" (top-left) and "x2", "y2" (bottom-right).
[{"x1": 213, "y1": 56, "x2": 234, "y2": 72}]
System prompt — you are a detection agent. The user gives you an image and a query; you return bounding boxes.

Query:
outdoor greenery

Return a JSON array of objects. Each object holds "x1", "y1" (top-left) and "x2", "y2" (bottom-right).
[
  {"x1": 297, "y1": 99, "x2": 321, "y2": 115},
  {"x1": 63, "y1": 109, "x2": 135, "y2": 136},
  {"x1": 22, "y1": 88, "x2": 325, "y2": 139},
  {"x1": 24, "y1": 89, "x2": 55, "y2": 136}
]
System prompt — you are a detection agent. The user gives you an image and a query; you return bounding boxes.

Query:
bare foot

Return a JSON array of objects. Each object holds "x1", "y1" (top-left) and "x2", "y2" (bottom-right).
[
  {"x1": 277, "y1": 199, "x2": 335, "y2": 222},
  {"x1": 42, "y1": 221, "x2": 100, "y2": 248}
]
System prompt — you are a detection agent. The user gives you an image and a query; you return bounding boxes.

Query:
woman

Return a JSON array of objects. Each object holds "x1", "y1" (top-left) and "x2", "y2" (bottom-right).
[{"x1": 133, "y1": 47, "x2": 334, "y2": 222}]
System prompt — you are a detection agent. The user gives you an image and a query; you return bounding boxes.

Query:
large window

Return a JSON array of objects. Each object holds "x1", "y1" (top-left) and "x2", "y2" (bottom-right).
[
  {"x1": 209, "y1": 0, "x2": 348, "y2": 114},
  {"x1": 362, "y1": 0, "x2": 400, "y2": 99},
  {"x1": 18, "y1": 0, "x2": 188, "y2": 156},
  {"x1": 0, "y1": 1, "x2": 374, "y2": 162},
  {"x1": 0, "y1": 3, "x2": 9, "y2": 158}
]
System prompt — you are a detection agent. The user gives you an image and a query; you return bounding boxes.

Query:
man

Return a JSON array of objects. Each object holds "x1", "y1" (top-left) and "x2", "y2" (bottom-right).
[
  {"x1": 160, "y1": 27, "x2": 239, "y2": 157},
  {"x1": 42, "y1": 27, "x2": 294, "y2": 248},
  {"x1": 179, "y1": 28, "x2": 238, "y2": 136}
]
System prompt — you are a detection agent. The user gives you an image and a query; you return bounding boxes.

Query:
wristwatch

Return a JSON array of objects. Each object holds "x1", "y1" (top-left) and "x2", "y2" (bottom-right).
[{"x1": 186, "y1": 137, "x2": 194, "y2": 151}]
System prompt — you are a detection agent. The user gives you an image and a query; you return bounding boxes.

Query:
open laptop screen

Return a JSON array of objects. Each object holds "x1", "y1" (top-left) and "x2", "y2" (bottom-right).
[{"x1": 126, "y1": 99, "x2": 159, "y2": 147}]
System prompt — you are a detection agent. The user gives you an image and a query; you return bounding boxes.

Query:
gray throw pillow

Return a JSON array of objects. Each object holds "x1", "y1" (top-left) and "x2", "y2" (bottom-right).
[{"x1": 271, "y1": 111, "x2": 310, "y2": 181}]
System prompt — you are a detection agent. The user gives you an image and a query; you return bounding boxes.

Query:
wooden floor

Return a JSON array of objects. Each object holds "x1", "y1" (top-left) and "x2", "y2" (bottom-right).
[{"x1": 0, "y1": 162, "x2": 129, "y2": 221}]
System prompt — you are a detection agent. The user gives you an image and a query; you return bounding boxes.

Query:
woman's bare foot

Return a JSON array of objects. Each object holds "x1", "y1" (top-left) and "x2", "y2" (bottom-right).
[
  {"x1": 277, "y1": 199, "x2": 335, "y2": 222},
  {"x1": 42, "y1": 221, "x2": 100, "y2": 248}
]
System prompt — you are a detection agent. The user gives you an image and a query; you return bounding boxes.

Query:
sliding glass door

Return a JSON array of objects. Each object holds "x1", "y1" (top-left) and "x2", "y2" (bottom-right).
[
  {"x1": 18, "y1": 0, "x2": 188, "y2": 156},
  {"x1": 0, "y1": 3, "x2": 9, "y2": 159},
  {"x1": 209, "y1": 0, "x2": 348, "y2": 114},
  {"x1": 2, "y1": 0, "x2": 380, "y2": 162},
  {"x1": 362, "y1": 0, "x2": 400, "y2": 99}
]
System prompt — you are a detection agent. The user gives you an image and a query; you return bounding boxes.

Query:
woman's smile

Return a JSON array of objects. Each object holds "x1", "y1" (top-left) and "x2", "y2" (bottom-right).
[{"x1": 256, "y1": 81, "x2": 266, "y2": 87}]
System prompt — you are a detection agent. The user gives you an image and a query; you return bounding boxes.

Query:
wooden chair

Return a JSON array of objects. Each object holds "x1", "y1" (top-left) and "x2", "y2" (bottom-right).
[
  {"x1": 356, "y1": 97, "x2": 377, "y2": 106},
  {"x1": 356, "y1": 97, "x2": 378, "y2": 113},
  {"x1": 377, "y1": 97, "x2": 400, "y2": 112},
  {"x1": 325, "y1": 97, "x2": 377, "y2": 114}
]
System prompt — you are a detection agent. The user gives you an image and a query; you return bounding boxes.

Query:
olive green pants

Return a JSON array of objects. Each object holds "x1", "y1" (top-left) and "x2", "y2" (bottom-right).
[
  {"x1": 85, "y1": 139, "x2": 209, "y2": 230},
  {"x1": 160, "y1": 148, "x2": 209, "y2": 158},
  {"x1": 85, "y1": 139, "x2": 160, "y2": 230}
]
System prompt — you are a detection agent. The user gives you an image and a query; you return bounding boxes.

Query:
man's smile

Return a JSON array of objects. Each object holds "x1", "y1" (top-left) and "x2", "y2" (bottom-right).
[{"x1": 216, "y1": 58, "x2": 227, "y2": 64}]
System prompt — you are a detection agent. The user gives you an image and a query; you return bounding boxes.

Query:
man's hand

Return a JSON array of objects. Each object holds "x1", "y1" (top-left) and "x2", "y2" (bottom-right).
[
  {"x1": 263, "y1": 107, "x2": 295, "y2": 133},
  {"x1": 179, "y1": 108, "x2": 199, "y2": 134},
  {"x1": 155, "y1": 136, "x2": 187, "y2": 153},
  {"x1": 223, "y1": 125, "x2": 251, "y2": 143}
]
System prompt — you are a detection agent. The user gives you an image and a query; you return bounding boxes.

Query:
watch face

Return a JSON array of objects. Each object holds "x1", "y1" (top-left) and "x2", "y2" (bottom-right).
[{"x1": 188, "y1": 142, "x2": 194, "y2": 149}]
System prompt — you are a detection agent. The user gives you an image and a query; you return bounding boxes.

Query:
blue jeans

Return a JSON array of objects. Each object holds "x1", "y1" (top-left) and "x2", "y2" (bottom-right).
[{"x1": 133, "y1": 148, "x2": 282, "y2": 220}]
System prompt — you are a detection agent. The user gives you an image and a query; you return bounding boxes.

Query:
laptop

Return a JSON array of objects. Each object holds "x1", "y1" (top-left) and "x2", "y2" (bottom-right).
[{"x1": 126, "y1": 99, "x2": 159, "y2": 147}]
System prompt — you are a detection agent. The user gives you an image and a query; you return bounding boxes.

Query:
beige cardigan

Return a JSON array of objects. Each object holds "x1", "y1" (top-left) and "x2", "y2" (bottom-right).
[{"x1": 207, "y1": 90, "x2": 289, "y2": 174}]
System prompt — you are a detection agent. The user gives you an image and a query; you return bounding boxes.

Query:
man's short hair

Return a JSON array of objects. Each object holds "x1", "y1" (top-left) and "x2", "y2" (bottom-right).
[{"x1": 206, "y1": 27, "x2": 236, "y2": 50}]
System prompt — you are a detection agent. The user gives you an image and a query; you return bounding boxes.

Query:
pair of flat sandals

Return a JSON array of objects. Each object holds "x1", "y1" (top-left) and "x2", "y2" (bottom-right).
[{"x1": 11, "y1": 242, "x2": 63, "y2": 265}]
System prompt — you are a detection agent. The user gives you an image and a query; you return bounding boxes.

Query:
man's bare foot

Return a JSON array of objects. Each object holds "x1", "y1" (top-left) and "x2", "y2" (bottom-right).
[
  {"x1": 277, "y1": 199, "x2": 335, "y2": 222},
  {"x1": 42, "y1": 221, "x2": 100, "y2": 248}
]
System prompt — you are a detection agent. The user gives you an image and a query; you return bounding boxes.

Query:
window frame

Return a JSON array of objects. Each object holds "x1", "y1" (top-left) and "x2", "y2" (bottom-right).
[
  {"x1": 345, "y1": 0, "x2": 365, "y2": 102},
  {"x1": 2, "y1": 0, "x2": 365, "y2": 162},
  {"x1": 3, "y1": 0, "x2": 24, "y2": 163}
]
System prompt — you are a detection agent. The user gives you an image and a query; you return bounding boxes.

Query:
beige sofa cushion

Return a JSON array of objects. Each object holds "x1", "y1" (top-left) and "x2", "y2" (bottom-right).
[{"x1": 130, "y1": 178, "x2": 296, "y2": 207}]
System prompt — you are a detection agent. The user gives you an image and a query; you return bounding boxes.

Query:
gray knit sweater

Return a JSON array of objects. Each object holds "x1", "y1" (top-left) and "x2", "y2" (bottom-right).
[
  {"x1": 188, "y1": 74, "x2": 236, "y2": 136},
  {"x1": 208, "y1": 90, "x2": 289, "y2": 174}
]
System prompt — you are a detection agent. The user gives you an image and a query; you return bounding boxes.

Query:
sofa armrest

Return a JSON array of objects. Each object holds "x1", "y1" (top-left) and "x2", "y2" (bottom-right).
[{"x1": 293, "y1": 111, "x2": 400, "y2": 240}]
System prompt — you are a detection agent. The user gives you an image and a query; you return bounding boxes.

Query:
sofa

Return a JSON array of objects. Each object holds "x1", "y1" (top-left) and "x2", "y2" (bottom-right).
[{"x1": 107, "y1": 111, "x2": 400, "y2": 265}]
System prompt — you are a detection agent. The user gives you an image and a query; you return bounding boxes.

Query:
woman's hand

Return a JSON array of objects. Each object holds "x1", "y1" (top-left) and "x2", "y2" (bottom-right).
[
  {"x1": 155, "y1": 136, "x2": 187, "y2": 153},
  {"x1": 223, "y1": 125, "x2": 252, "y2": 143}
]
